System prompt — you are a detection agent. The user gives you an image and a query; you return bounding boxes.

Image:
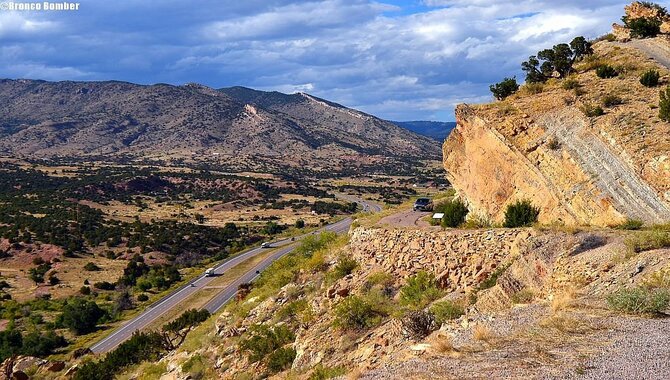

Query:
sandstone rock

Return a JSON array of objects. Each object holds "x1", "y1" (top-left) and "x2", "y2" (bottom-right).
[{"x1": 443, "y1": 102, "x2": 670, "y2": 226}]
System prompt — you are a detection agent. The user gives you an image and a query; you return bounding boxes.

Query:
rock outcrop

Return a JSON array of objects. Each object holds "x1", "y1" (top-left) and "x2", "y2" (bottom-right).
[
  {"x1": 443, "y1": 39, "x2": 670, "y2": 226},
  {"x1": 612, "y1": 1, "x2": 670, "y2": 41}
]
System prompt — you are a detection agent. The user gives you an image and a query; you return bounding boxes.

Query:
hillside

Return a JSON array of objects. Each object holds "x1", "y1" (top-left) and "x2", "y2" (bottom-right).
[
  {"x1": 0, "y1": 80, "x2": 441, "y2": 174},
  {"x1": 391, "y1": 121, "x2": 456, "y2": 141},
  {"x1": 444, "y1": 9, "x2": 670, "y2": 226}
]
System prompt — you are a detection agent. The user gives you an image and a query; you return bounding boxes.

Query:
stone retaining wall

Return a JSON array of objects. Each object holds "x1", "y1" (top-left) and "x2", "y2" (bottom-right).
[{"x1": 349, "y1": 227, "x2": 533, "y2": 291}]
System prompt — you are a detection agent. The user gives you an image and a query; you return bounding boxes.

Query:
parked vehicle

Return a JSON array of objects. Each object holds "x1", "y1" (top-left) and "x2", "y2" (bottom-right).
[
  {"x1": 204, "y1": 267, "x2": 214, "y2": 276},
  {"x1": 413, "y1": 197, "x2": 433, "y2": 212},
  {"x1": 261, "y1": 242, "x2": 271, "y2": 248}
]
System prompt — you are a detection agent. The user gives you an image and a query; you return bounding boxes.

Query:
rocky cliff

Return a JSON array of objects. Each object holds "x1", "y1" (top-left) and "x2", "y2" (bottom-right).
[{"x1": 443, "y1": 38, "x2": 670, "y2": 226}]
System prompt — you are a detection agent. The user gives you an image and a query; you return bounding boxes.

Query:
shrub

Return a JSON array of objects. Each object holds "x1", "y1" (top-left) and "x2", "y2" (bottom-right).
[
  {"x1": 309, "y1": 365, "x2": 346, "y2": 380},
  {"x1": 400, "y1": 271, "x2": 442, "y2": 310},
  {"x1": 522, "y1": 82, "x2": 544, "y2": 95},
  {"x1": 489, "y1": 77, "x2": 519, "y2": 100},
  {"x1": 510, "y1": 289, "x2": 536, "y2": 304},
  {"x1": 84, "y1": 262, "x2": 101, "y2": 271},
  {"x1": 266, "y1": 347, "x2": 296, "y2": 373},
  {"x1": 438, "y1": 199, "x2": 469, "y2": 228},
  {"x1": 475, "y1": 263, "x2": 511, "y2": 291},
  {"x1": 640, "y1": 69, "x2": 660, "y2": 87},
  {"x1": 659, "y1": 86, "x2": 670, "y2": 121},
  {"x1": 430, "y1": 301, "x2": 465, "y2": 323},
  {"x1": 607, "y1": 287, "x2": 670, "y2": 315},
  {"x1": 238, "y1": 324, "x2": 295, "y2": 363},
  {"x1": 596, "y1": 65, "x2": 618, "y2": 79},
  {"x1": 503, "y1": 200, "x2": 540, "y2": 228},
  {"x1": 137, "y1": 293, "x2": 149, "y2": 302},
  {"x1": 562, "y1": 78, "x2": 580, "y2": 90},
  {"x1": 601, "y1": 94, "x2": 623, "y2": 107},
  {"x1": 59, "y1": 298, "x2": 105, "y2": 335},
  {"x1": 401, "y1": 310, "x2": 437, "y2": 339},
  {"x1": 581, "y1": 103, "x2": 604, "y2": 117},
  {"x1": 625, "y1": 230, "x2": 670, "y2": 253},
  {"x1": 616, "y1": 219, "x2": 644, "y2": 230},
  {"x1": 295, "y1": 219, "x2": 305, "y2": 229},
  {"x1": 94, "y1": 281, "x2": 116, "y2": 291},
  {"x1": 547, "y1": 138, "x2": 560, "y2": 150},
  {"x1": 331, "y1": 256, "x2": 358, "y2": 279},
  {"x1": 334, "y1": 295, "x2": 386, "y2": 330},
  {"x1": 624, "y1": 16, "x2": 663, "y2": 38}
]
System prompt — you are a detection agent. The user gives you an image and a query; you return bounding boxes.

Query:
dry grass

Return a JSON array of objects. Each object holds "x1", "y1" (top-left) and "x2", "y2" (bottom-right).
[
  {"x1": 431, "y1": 333, "x2": 462, "y2": 358},
  {"x1": 551, "y1": 287, "x2": 576, "y2": 313},
  {"x1": 472, "y1": 323, "x2": 496, "y2": 343},
  {"x1": 539, "y1": 313, "x2": 593, "y2": 334},
  {"x1": 346, "y1": 368, "x2": 363, "y2": 380},
  {"x1": 642, "y1": 265, "x2": 670, "y2": 289}
]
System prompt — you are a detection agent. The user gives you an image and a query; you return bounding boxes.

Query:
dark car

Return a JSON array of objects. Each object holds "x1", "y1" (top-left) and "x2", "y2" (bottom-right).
[{"x1": 413, "y1": 197, "x2": 433, "y2": 212}]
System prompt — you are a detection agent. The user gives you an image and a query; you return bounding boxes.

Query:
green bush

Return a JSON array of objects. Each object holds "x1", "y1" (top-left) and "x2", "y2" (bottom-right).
[
  {"x1": 616, "y1": 219, "x2": 644, "y2": 230},
  {"x1": 581, "y1": 103, "x2": 604, "y2": 117},
  {"x1": 562, "y1": 78, "x2": 580, "y2": 90},
  {"x1": 607, "y1": 287, "x2": 670, "y2": 315},
  {"x1": 334, "y1": 295, "x2": 386, "y2": 330},
  {"x1": 640, "y1": 69, "x2": 660, "y2": 87},
  {"x1": 430, "y1": 301, "x2": 465, "y2": 323},
  {"x1": 309, "y1": 365, "x2": 346, "y2": 380},
  {"x1": 596, "y1": 65, "x2": 618, "y2": 79},
  {"x1": 84, "y1": 262, "x2": 101, "y2": 271},
  {"x1": 489, "y1": 77, "x2": 519, "y2": 100},
  {"x1": 503, "y1": 200, "x2": 540, "y2": 228},
  {"x1": 266, "y1": 347, "x2": 296, "y2": 373},
  {"x1": 625, "y1": 230, "x2": 670, "y2": 253},
  {"x1": 59, "y1": 298, "x2": 105, "y2": 335},
  {"x1": 601, "y1": 94, "x2": 623, "y2": 107},
  {"x1": 400, "y1": 271, "x2": 442, "y2": 310},
  {"x1": 238, "y1": 324, "x2": 295, "y2": 363},
  {"x1": 659, "y1": 86, "x2": 670, "y2": 122},
  {"x1": 624, "y1": 16, "x2": 663, "y2": 38},
  {"x1": 137, "y1": 293, "x2": 149, "y2": 302},
  {"x1": 331, "y1": 256, "x2": 358, "y2": 279},
  {"x1": 438, "y1": 199, "x2": 469, "y2": 228}
]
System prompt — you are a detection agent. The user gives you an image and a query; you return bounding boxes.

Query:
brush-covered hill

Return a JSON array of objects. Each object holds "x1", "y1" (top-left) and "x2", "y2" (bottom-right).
[{"x1": 0, "y1": 80, "x2": 441, "y2": 174}]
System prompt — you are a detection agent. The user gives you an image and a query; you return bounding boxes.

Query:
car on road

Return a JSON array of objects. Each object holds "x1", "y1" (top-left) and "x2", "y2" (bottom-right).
[
  {"x1": 204, "y1": 267, "x2": 214, "y2": 276},
  {"x1": 413, "y1": 197, "x2": 433, "y2": 212},
  {"x1": 261, "y1": 242, "x2": 272, "y2": 248}
]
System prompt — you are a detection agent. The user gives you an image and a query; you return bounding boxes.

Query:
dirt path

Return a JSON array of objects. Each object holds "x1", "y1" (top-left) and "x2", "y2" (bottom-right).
[
  {"x1": 377, "y1": 210, "x2": 432, "y2": 227},
  {"x1": 628, "y1": 38, "x2": 670, "y2": 69}
]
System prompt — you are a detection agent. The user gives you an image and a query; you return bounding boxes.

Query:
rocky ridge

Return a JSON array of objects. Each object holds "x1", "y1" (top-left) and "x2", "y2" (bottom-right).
[{"x1": 443, "y1": 33, "x2": 670, "y2": 226}]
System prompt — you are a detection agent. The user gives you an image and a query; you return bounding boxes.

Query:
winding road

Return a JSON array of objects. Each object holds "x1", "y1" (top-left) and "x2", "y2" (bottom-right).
[{"x1": 90, "y1": 196, "x2": 381, "y2": 354}]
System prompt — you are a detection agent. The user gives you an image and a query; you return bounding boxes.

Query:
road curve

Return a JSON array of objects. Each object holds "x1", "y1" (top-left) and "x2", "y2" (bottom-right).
[{"x1": 90, "y1": 198, "x2": 379, "y2": 354}]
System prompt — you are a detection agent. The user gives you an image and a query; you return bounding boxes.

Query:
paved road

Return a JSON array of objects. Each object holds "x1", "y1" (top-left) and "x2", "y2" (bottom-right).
[
  {"x1": 378, "y1": 210, "x2": 431, "y2": 227},
  {"x1": 90, "y1": 197, "x2": 379, "y2": 354}
]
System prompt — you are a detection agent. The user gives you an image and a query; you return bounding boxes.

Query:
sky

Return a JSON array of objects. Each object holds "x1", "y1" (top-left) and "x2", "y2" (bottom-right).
[{"x1": 0, "y1": 0, "x2": 640, "y2": 121}]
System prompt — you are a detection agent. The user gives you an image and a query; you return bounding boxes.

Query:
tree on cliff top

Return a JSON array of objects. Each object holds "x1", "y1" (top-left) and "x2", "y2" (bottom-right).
[
  {"x1": 489, "y1": 77, "x2": 519, "y2": 100},
  {"x1": 522, "y1": 37, "x2": 593, "y2": 83}
]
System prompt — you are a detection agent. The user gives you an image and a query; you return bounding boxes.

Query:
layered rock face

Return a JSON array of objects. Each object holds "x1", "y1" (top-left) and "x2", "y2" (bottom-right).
[{"x1": 443, "y1": 41, "x2": 670, "y2": 226}]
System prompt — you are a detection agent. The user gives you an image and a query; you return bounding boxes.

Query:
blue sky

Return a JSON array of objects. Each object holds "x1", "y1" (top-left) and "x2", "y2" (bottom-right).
[{"x1": 0, "y1": 0, "x2": 638, "y2": 121}]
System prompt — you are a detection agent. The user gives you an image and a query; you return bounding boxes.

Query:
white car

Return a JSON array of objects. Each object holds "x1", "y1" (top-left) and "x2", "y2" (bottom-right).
[
  {"x1": 204, "y1": 268, "x2": 214, "y2": 276},
  {"x1": 261, "y1": 242, "x2": 272, "y2": 248}
]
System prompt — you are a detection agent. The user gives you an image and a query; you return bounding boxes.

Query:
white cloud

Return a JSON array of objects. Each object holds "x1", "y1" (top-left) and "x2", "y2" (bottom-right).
[{"x1": 0, "y1": 0, "x2": 630, "y2": 120}]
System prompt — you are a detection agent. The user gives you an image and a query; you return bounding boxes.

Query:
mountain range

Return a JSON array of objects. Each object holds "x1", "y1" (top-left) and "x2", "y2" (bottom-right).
[
  {"x1": 0, "y1": 79, "x2": 441, "y2": 172},
  {"x1": 392, "y1": 121, "x2": 456, "y2": 141}
]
